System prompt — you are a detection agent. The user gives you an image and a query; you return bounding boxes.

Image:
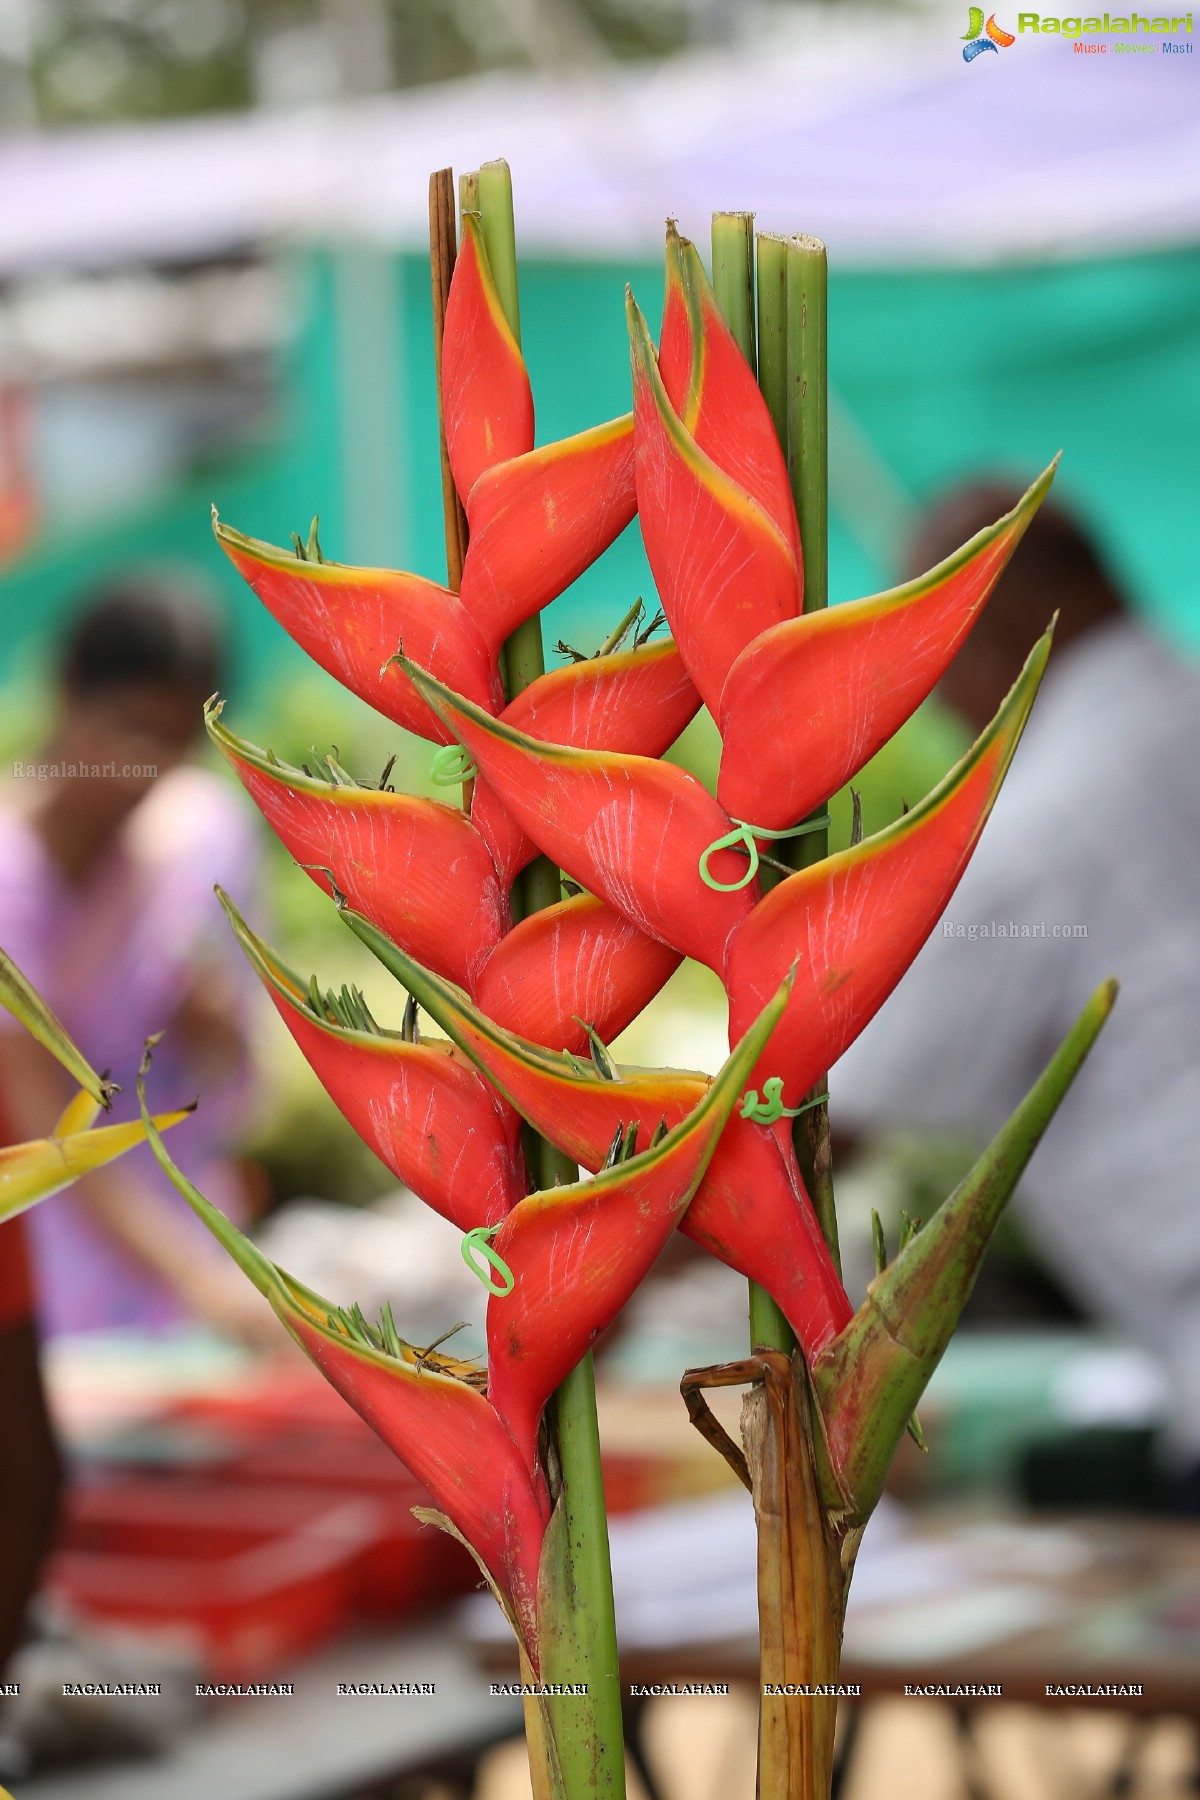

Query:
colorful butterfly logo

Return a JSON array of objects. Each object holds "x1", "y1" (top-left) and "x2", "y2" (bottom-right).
[{"x1": 962, "y1": 7, "x2": 1016, "y2": 56}]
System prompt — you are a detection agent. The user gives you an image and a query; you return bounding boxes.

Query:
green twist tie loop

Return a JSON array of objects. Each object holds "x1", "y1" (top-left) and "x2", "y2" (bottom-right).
[
  {"x1": 461, "y1": 1225, "x2": 514, "y2": 1297},
  {"x1": 697, "y1": 814, "x2": 832, "y2": 892},
  {"x1": 738, "y1": 1078, "x2": 827, "y2": 1126},
  {"x1": 430, "y1": 744, "x2": 477, "y2": 786}
]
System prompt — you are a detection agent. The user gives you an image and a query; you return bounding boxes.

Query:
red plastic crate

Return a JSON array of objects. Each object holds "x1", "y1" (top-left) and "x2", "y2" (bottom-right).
[{"x1": 47, "y1": 1479, "x2": 377, "y2": 1676}]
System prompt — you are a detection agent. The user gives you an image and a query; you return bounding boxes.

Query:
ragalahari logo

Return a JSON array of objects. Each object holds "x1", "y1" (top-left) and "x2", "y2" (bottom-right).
[{"x1": 962, "y1": 6, "x2": 1018, "y2": 54}]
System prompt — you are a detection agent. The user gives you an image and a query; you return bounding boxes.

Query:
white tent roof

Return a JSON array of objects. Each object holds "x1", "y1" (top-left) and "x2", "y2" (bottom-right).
[{"x1": 3, "y1": 22, "x2": 1198, "y2": 274}]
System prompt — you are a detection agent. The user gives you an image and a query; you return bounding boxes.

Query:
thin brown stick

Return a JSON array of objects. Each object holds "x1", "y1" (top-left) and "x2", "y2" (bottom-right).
[{"x1": 428, "y1": 168, "x2": 469, "y2": 591}]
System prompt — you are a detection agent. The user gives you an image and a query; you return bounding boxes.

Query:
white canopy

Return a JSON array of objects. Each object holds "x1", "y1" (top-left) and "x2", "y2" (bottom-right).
[{"x1": 3, "y1": 22, "x2": 1198, "y2": 274}]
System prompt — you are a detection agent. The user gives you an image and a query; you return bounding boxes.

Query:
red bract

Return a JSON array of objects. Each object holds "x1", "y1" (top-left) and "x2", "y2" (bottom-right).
[
  {"x1": 400, "y1": 658, "x2": 757, "y2": 972},
  {"x1": 457, "y1": 417, "x2": 638, "y2": 660},
  {"x1": 716, "y1": 462, "x2": 1058, "y2": 830},
  {"x1": 471, "y1": 639, "x2": 701, "y2": 886},
  {"x1": 628, "y1": 292, "x2": 801, "y2": 718},
  {"x1": 657, "y1": 226, "x2": 800, "y2": 561},
  {"x1": 475, "y1": 892, "x2": 682, "y2": 1054},
  {"x1": 724, "y1": 631, "x2": 1051, "y2": 1102},
  {"x1": 139, "y1": 1087, "x2": 550, "y2": 1656},
  {"x1": 441, "y1": 213, "x2": 535, "y2": 499},
  {"x1": 220, "y1": 893, "x2": 525, "y2": 1230},
  {"x1": 340, "y1": 913, "x2": 851, "y2": 1359},
  {"x1": 206, "y1": 704, "x2": 509, "y2": 993},
  {"x1": 213, "y1": 518, "x2": 502, "y2": 743},
  {"x1": 485, "y1": 970, "x2": 791, "y2": 1467}
]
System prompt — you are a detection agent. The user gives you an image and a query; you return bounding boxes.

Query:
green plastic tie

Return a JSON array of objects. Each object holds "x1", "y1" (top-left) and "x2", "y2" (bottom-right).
[
  {"x1": 430, "y1": 744, "x2": 478, "y2": 786},
  {"x1": 461, "y1": 1225, "x2": 515, "y2": 1297},
  {"x1": 698, "y1": 814, "x2": 832, "y2": 892},
  {"x1": 738, "y1": 1078, "x2": 828, "y2": 1126}
]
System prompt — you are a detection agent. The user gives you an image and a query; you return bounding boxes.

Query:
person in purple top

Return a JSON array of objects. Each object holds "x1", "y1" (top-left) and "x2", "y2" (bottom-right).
[{"x1": 0, "y1": 575, "x2": 272, "y2": 1344}]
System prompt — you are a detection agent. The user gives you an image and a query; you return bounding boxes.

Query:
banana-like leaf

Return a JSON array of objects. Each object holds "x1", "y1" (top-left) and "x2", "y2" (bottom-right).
[
  {"x1": 442, "y1": 212, "x2": 535, "y2": 502},
  {"x1": 724, "y1": 631, "x2": 1051, "y2": 1106},
  {"x1": 628, "y1": 291, "x2": 800, "y2": 718},
  {"x1": 219, "y1": 893, "x2": 525, "y2": 1229},
  {"x1": 475, "y1": 892, "x2": 682, "y2": 1054},
  {"x1": 472, "y1": 639, "x2": 701, "y2": 886},
  {"x1": 657, "y1": 225, "x2": 799, "y2": 560},
  {"x1": 811, "y1": 979, "x2": 1117, "y2": 1522},
  {"x1": 458, "y1": 417, "x2": 637, "y2": 660},
  {"x1": 343, "y1": 914, "x2": 851, "y2": 1357},
  {"x1": 717, "y1": 462, "x2": 1058, "y2": 829},
  {"x1": 399, "y1": 658, "x2": 756, "y2": 973},
  {"x1": 0, "y1": 948, "x2": 115, "y2": 1108},
  {"x1": 136, "y1": 1058, "x2": 550, "y2": 1659},
  {"x1": 207, "y1": 704, "x2": 509, "y2": 993},
  {"x1": 213, "y1": 516, "x2": 502, "y2": 743},
  {"x1": 486, "y1": 972, "x2": 792, "y2": 1467}
]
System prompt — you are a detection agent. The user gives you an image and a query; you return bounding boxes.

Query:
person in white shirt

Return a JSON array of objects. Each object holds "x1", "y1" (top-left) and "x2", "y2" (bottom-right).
[{"x1": 831, "y1": 484, "x2": 1200, "y2": 1503}]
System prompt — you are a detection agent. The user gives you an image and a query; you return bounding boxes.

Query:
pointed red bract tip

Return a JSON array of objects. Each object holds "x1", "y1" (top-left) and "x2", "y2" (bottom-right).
[
  {"x1": 717, "y1": 462, "x2": 1058, "y2": 829},
  {"x1": 215, "y1": 523, "x2": 502, "y2": 742},
  {"x1": 724, "y1": 632, "x2": 1052, "y2": 1103},
  {"x1": 208, "y1": 713, "x2": 509, "y2": 993},
  {"x1": 442, "y1": 213, "x2": 535, "y2": 502},
  {"x1": 628, "y1": 295, "x2": 801, "y2": 719},
  {"x1": 658, "y1": 230, "x2": 800, "y2": 561}
]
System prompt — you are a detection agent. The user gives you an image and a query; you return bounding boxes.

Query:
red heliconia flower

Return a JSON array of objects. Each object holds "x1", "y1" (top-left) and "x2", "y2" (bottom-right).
[
  {"x1": 474, "y1": 892, "x2": 682, "y2": 1055},
  {"x1": 206, "y1": 704, "x2": 509, "y2": 993},
  {"x1": 398, "y1": 657, "x2": 757, "y2": 973},
  {"x1": 339, "y1": 912, "x2": 852, "y2": 1359},
  {"x1": 628, "y1": 287, "x2": 801, "y2": 719},
  {"x1": 213, "y1": 516, "x2": 502, "y2": 745},
  {"x1": 716, "y1": 462, "x2": 1058, "y2": 831},
  {"x1": 724, "y1": 632, "x2": 1051, "y2": 1104},
  {"x1": 471, "y1": 636, "x2": 701, "y2": 886},
  {"x1": 219, "y1": 892, "x2": 525, "y2": 1230}
]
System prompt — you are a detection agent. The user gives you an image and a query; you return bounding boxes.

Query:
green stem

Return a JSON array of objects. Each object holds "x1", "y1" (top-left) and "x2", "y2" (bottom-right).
[
  {"x1": 710, "y1": 216, "x2": 797, "y2": 1359},
  {"x1": 459, "y1": 168, "x2": 479, "y2": 221},
  {"x1": 755, "y1": 233, "x2": 789, "y2": 455},
  {"x1": 478, "y1": 156, "x2": 546, "y2": 894},
  {"x1": 480, "y1": 166, "x2": 625, "y2": 1799},
  {"x1": 785, "y1": 234, "x2": 828, "y2": 622},
  {"x1": 783, "y1": 233, "x2": 840, "y2": 1276},
  {"x1": 711, "y1": 212, "x2": 756, "y2": 370}
]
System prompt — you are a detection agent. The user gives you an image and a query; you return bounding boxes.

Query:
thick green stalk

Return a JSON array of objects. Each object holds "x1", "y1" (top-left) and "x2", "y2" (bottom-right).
[
  {"x1": 782, "y1": 234, "x2": 840, "y2": 1275},
  {"x1": 710, "y1": 217, "x2": 796, "y2": 1360},
  {"x1": 478, "y1": 165, "x2": 625, "y2": 1798},
  {"x1": 711, "y1": 212, "x2": 756, "y2": 369},
  {"x1": 755, "y1": 233, "x2": 789, "y2": 455}
]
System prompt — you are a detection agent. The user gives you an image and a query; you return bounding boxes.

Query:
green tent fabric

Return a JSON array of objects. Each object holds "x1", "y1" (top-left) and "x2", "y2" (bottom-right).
[{"x1": 3, "y1": 238, "x2": 1197, "y2": 712}]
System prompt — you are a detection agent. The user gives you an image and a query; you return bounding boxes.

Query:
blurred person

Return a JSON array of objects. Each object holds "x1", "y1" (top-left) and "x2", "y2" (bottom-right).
[
  {"x1": 830, "y1": 486, "x2": 1200, "y2": 1505},
  {"x1": 0, "y1": 575, "x2": 272, "y2": 1344}
]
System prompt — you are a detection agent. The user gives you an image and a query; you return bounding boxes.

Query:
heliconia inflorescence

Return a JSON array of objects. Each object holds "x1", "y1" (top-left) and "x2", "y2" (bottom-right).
[{"x1": 119, "y1": 167, "x2": 1112, "y2": 1800}]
